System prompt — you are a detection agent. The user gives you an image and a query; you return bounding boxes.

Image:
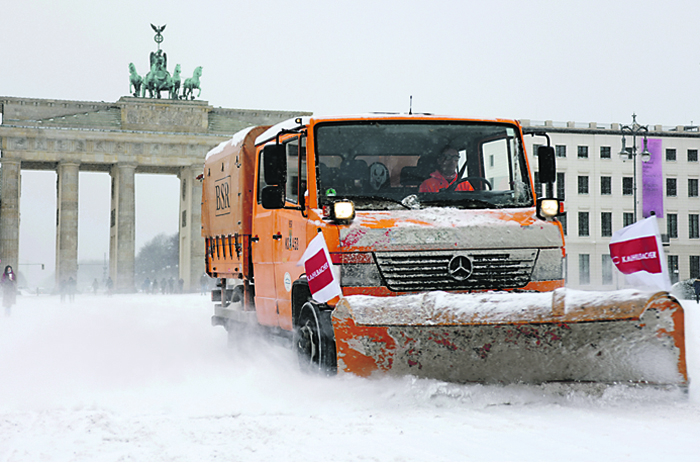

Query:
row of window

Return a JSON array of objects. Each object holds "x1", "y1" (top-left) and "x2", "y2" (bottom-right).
[
  {"x1": 578, "y1": 254, "x2": 700, "y2": 285},
  {"x1": 561, "y1": 212, "x2": 700, "y2": 239},
  {"x1": 534, "y1": 144, "x2": 700, "y2": 162},
  {"x1": 576, "y1": 176, "x2": 698, "y2": 197},
  {"x1": 665, "y1": 213, "x2": 700, "y2": 239},
  {"x1": 665, "y1": 148, "x2": 699, "y2": 162},
  {"x1": 535, "y1": 173, "x2": 699, "y2": 198}
]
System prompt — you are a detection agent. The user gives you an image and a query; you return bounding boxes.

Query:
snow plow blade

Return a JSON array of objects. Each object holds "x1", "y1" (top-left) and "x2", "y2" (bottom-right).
[{"x1": 331, "y1": 289, "x2": 687, "y2": 385}]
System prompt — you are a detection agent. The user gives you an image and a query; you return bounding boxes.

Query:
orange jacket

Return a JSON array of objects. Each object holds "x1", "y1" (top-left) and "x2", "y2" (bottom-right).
[{"x1": 419, "y1": 171, "x2": 474, "y2": 192}]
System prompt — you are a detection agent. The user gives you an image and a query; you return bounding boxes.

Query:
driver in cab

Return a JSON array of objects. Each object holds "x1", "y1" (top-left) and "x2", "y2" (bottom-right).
[{"x1": 419, "y1": 147, "x2": 474, "y2": 192}]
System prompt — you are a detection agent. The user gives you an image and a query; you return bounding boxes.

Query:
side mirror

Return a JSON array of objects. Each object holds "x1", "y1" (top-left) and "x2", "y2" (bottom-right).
[
  {"x1": 537, "y1": 146, "x2": 556, "y2": 184},
  {"x1": 263, "y1": 144, "x2": 287, "y2": 186},
  {"x1": 261, "y1": 185, "x2": 285, "y2": 209}
]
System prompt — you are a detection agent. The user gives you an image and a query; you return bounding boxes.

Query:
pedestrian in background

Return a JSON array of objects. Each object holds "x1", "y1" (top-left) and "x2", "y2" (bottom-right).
[
  {"x1": 694, "y1": 278, "x2": 700, "y2": 304},
  {"x1": 1, "y1": 265, "x2": 18, "y2": 316}
]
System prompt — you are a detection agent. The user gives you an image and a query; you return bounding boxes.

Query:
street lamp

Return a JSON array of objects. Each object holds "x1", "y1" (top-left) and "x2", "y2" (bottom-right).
[{"x1": 619, "y1": 113, "x2": 651, "y2": 223}]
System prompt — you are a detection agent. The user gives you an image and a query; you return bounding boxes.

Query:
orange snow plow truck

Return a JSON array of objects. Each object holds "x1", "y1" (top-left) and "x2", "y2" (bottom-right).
[{"x1": 201, "y1": 114, "x2": 687, "y2": 385}]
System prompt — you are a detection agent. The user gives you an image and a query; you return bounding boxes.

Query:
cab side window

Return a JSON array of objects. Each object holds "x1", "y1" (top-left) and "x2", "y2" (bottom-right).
[
  {"x1": 285, "y1": 137, "x2": 307, "y2": 205},
  {"x1": 257, "y1": 147, "x2": 268, "y2": 204},
  {"x1": 257, "y1": 136, "x2": 307, "y2": 206},
  {"x1": 286, "y1": 139, "x2": 299, "y2": 204}
]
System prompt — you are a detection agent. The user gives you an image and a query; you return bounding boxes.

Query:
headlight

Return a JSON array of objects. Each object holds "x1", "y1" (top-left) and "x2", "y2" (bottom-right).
[
  {"x1": 332, "y1": 200, "x2": 355, "y2": 223},
  {"x1": 537, "y1": 198, "x2": 563, "y2": 220}
]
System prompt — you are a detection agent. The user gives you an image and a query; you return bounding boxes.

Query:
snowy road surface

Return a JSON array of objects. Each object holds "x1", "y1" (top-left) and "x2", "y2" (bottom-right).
[{"x1": 0, "y1": 292, "x2": 699, "y2": 461}]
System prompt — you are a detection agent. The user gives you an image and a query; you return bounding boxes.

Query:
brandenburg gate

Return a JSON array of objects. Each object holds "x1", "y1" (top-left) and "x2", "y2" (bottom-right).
[{"x1": 0, "y1": 96, "x2": 304, "y2": 291}]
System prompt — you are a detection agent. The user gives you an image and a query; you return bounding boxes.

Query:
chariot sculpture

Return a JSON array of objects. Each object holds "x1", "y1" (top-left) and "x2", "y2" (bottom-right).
[{"x1": 128, "y1": 24, "x2": 202, "y2": 100}]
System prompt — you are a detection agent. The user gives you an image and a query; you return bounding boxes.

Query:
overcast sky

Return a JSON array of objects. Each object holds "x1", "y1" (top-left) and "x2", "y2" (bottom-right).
[{"x1": 2, "y1": 0, "x2": 699, "y2": 286}]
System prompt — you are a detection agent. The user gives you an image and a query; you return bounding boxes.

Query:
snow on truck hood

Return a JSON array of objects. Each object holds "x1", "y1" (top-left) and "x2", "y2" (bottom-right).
[{"x1": 338, "y1": 207, "x2": 563, "y2": 250}]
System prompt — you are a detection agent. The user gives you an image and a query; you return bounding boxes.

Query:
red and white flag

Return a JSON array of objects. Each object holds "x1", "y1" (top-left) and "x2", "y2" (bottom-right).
[
  {"x1": 609, "y1": 216, "x2": 671, "y2": 291},
  {"x1": 297, "y1": 232, "x2": 342, "y2": 302}
]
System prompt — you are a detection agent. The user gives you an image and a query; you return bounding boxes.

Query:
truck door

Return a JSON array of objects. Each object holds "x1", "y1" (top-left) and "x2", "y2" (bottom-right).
[{"x1": 252, "y1": 136, "x2": 307, "y2": 330}]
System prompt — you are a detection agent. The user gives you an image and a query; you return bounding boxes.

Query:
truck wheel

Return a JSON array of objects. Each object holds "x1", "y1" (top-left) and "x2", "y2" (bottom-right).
[{"x1": 294, "y1": 301, "x2": 337, "y2": 375}]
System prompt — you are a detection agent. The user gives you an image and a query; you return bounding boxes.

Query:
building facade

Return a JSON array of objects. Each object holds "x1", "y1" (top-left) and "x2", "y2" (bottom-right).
[{"x1": 522, "y1": 119, "x2": 700, "y2": 290}]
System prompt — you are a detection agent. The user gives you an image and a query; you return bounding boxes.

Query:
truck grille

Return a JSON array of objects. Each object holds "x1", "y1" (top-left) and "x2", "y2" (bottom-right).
[{"x1": 374, "y1": 249, "x2": 537, "y2": 292}]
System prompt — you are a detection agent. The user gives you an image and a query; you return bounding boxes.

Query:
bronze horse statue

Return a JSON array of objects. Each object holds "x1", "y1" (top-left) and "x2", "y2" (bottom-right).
[
  {"x1": 128, "y1": 63, "x2": 143, "y2": 98},
  {"x1": 168, "y1": 64, "x2": 181, "y2": 100},
  {"x1": 182, "y1": 66, "x2": 202, "y2": 100}
]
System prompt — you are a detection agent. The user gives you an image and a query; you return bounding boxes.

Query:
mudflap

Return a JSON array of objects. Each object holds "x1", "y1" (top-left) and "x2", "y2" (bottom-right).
[{"x1": 331, "y1": 288, "x2": 687, "y2": 385}]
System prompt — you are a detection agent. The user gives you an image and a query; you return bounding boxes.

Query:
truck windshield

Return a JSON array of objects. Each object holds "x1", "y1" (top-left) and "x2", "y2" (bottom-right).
[{"x1": 314, "y1": 121, "x2": 533, "y2": 210}]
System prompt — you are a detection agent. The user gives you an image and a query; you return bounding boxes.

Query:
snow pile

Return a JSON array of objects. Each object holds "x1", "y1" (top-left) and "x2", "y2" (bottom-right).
[{"x1": 343, "y1": 288, "x2": 651, "y2": 325}]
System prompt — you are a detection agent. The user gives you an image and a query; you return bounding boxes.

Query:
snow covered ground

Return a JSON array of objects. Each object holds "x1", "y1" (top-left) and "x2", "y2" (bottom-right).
[{"x1": 0, "y1": 292, "x2": 699, "y2": 461}]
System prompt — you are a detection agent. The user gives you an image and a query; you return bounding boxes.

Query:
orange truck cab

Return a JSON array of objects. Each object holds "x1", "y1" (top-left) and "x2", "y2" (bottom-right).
[{"x1": 201, "y1": 114, "x2": 564, "y2": 372}]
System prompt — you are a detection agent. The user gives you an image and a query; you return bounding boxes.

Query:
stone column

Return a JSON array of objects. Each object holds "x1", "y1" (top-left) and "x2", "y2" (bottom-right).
[
  {"x1": 0, "y1": 159, "x2": 21, "y2": 271},
  {"x1": 55, "y1": 161, "x2": 80, "y2": 288},
  {"x1": 178, "y1": 165, "x2": 205, "y2": 292},
  {"x1": 109, "y1": 164, "x2": 136, "y2": 292}
]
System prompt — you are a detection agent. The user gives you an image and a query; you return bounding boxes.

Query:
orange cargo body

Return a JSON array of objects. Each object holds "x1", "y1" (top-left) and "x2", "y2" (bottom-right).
[{"x1": 202, "y1": 126, "x2": 268, "y2": 280}]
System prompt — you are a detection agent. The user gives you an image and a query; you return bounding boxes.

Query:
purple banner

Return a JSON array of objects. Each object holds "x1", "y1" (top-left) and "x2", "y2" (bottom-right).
[{"x1": 642, "y1": 138, "x2": 664, "y2": 218}]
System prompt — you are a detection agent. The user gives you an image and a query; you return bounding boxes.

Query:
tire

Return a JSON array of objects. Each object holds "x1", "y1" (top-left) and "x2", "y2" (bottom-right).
[{"x1": 293, "y1": 301, "x2": 337, "y2": 375}]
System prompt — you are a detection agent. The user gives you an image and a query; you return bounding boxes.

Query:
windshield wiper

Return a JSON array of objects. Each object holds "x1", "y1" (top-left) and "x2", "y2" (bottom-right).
[
  {"x1": 338, "y1": 194, "x2": 412, "y2": 209},
  {"x1": 421, "y1": 197, "x2": 498, "y2": 209}
]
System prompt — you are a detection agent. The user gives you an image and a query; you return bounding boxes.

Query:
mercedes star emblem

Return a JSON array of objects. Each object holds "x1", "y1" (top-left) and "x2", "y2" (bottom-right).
[{"x1": 447, "y1": 255, "x2": 473, "y2": 281}]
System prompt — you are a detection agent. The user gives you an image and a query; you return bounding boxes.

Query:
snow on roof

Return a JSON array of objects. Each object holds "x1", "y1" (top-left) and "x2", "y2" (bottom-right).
[
  {"x1": 255, "y1": 117, "x2": 311, "y2": 146},
  {"x1": 205, "y1": 126, "x2": 257, "y2": 161},
  {"x1": 254, "y1": 114, "x2": 518, "y2": 146}
]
